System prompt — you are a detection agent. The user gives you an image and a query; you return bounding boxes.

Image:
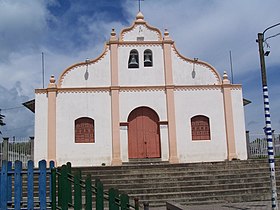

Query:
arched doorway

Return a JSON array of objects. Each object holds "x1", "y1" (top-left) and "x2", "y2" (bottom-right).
[{"x1": 128, "y1": 107, "x2": 161, "y2": 159}]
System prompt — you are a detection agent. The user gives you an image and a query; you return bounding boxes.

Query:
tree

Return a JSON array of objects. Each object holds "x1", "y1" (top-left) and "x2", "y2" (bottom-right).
[{"x1": 0, "y1": 112, "x2": 5, "y2": 134}]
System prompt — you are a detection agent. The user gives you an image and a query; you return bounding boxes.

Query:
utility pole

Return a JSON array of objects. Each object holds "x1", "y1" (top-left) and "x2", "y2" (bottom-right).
[
  {"x1": 257, "y1": 32, "x2": 278, "y2": 210},
  {"x1": 42, "y1": 52, "x2": 45, "y2": 88}
]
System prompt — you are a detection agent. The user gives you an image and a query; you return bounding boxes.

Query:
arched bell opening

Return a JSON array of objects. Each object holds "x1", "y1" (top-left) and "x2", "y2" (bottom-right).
[
  {"x1": 144, "y1": 49, "x2": 153, "y2": 67},
  {"x1": 128, "y1": 49, "x2": 139, "y2": 68}
]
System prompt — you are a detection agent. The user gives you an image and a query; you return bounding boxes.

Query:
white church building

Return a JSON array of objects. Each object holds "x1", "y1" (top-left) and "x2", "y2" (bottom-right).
[{"x1": 34, "y1": 12, "x2": 247, "y2": 166}]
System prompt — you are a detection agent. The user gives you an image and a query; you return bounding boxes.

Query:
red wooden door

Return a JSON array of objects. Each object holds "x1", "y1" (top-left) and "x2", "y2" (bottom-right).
[{"x1": 128, "y1": 107, "x2": 161, "y2": 158}]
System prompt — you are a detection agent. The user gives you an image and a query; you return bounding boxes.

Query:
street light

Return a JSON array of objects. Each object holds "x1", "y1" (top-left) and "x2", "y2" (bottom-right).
[{"x1": 257, "y1": 22, "x2": 280, "y2": 210}]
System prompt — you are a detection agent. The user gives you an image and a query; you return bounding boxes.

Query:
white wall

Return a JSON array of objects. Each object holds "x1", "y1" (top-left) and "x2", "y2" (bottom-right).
[
  {"x1": 171, "y1": 48, "x2": 220, "y2": 85},
  {"x1": 122, "y1": 24, "x2": 160, "y2": 41},
  {"x1": 60, "y1": 48, "x2": 111, "y2": 88},
  {"x1": 34, "y1": 93, "x2": 48, "y2": 164},
  {"x1": 118, "y1": 45, "x2": 165, "y2": 86},
  {"x1": 55, "y1": 91, "x2": 112, "y2": 166},
  {"x1": 174, "y1": 89, "x2": 228, "y2": 163},
  {"x1": 231, "y1": 88, "x2": 248, "y2": 160}
]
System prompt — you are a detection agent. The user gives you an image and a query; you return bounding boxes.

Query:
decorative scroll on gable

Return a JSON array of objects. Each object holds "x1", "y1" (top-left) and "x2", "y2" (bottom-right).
[{"x1": 120, "y1": 12, "x2": 162, "y2": 42}]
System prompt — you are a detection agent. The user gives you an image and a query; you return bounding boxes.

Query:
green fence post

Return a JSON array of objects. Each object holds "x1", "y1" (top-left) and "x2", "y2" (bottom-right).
[
  {"x1": 120, "y1": 194, "x2": 129, "y2": 210},
  {"x1": 96, "y1": 178, "x2": 104, "y2": 210},
  {"x1": 134, "y1": 197, "x2": 139, "y2": 210},
  {"x1": 109, "y1": 188, "x2": 119, "y2": 210},
  {"x1": 85, "y1": 175, "x2": 92, "y2": 210},
  {"x1": 58, "y1": 167, "x2": 62, "y2": 207},
  {"x1": 66, "y1": 162, "x2": 72, "y2": 206},
  {"x1": 61, "y1": 165, "x2": 68, "y2": 210},
  {"x1": 74, "y1": 169, "x2": 82, "y2": 210},
  {"x1": 51, "y1": 168, "x2": 57, "y2": 210}
]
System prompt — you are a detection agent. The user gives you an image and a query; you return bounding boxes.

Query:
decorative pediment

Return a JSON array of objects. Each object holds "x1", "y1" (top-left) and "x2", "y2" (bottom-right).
[
  {"x1": 57, "y1": 45, "x2": 109, "y2": 88},
  {"x1": 120, "y1": 12, "x2": 162, "y2": 42}
]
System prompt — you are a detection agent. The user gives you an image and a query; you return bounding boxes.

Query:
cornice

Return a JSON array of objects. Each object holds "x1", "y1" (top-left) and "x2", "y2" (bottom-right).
[
  {"x1": 174, "y1": 85, "x2": 222, "y2": 91},
  {"x1": 57, "y1": 87, "x2": 110, "y2": 94},
  {"x1": 35, "y1": 89, "x2": 47, "y2": 94},
  {"x1": 119, "y1": 86, "x2": 165, "y2": 92},
  {"x1": 174, "y1": 84, "x2": 242, "y2": 91},
  {"x1": 35, "y1": 84, "x2": 242, "y2": 94},
  {"x1": 118, "y1": 41, "x2": 163, "y2": 47},
  {"x1": 230, "y1": 85, "x2": 242, "y2": 90}
]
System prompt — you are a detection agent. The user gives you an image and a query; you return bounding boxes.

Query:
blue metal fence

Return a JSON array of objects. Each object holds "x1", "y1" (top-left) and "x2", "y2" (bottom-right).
[{"x1": 0, "y1": 160, "x2": 54, "y2": 209}]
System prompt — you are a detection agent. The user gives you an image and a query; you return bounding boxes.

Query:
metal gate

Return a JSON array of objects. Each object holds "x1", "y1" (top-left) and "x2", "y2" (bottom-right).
[{"x1": 0, "y1": 137, "x2": 34, "y2": 168}]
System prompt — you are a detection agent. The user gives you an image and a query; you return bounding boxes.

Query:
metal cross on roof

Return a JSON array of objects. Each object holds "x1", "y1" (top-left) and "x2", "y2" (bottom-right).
[{"x1": 137, "y1": 0, "x2": 144, "y2": 12}]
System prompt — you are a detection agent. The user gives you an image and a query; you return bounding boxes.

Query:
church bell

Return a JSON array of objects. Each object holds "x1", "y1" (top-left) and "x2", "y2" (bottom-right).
[
  {"x1": 144, "y1": 54, "x2": 152, "y2": 67},
  {"x1": 144, "y1": 54, "x2": 152, "y2": 66},
  {"x1": 128, "y1": 55, "x2": 139, "y2": 68}
]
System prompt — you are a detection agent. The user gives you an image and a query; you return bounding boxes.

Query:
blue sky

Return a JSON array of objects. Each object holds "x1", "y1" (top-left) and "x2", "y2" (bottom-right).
[{"x1": 0, "y1": 0, "x2": 280, "y2": 138}]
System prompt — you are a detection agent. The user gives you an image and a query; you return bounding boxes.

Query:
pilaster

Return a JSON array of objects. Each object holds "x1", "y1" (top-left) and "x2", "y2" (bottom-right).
[
  {"x1": 109, "y1": 29, "x2": 122, "y2": 166},
  {"x1": 163, "y1": 29, "x2": 179, "y2": 163},
  {"x1": 222, "y1": 71, "x2": 237, "y2": 160},
  {"x1": 47, "y1": 75, "x2": 57, "y2": 163}
]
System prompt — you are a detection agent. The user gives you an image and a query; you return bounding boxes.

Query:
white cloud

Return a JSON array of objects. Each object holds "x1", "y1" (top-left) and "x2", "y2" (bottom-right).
[
  {"x1": 1, "y1": 0, "x2": 280, "y2": 137},
  {"x1": 122, "y1": 0, "x2": 280, "y2": 75},
  {"x1": 0, "y1": 0, "x2": 48, "y2": 63},
  {"x1": 0, "y1": 82, "x2": 34, "y2": 138}
]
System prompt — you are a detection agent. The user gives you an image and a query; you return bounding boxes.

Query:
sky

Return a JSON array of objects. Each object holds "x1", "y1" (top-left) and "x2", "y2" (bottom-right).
[{"x1": 0, "y1": 0, "x2": 280, "y2": 139}]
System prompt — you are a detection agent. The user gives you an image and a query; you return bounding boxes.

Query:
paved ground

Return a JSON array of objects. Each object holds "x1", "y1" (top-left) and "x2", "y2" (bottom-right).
[{"x1": 149, "y1": 201, "x2": 277, "y2": 210}]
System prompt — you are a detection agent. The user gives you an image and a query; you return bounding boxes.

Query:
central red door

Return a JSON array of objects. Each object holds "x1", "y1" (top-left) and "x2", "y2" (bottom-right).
[{"x1": 128, "y1": 107, "x2": 161, "y2": 159}]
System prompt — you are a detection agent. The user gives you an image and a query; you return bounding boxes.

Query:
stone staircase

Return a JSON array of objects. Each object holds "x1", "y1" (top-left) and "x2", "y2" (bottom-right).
[{"x1": 72, "y1": 159, "x2": 279, "y2": 208}]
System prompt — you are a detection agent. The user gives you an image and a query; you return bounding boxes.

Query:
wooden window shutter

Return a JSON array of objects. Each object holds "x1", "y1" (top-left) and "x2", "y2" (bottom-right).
[
  {"x1": 191, "y1": 115, "x2": 211, "y2": 140},
  {"x1": 75, "y1": 117, "x2": 95, "y2": 143}
]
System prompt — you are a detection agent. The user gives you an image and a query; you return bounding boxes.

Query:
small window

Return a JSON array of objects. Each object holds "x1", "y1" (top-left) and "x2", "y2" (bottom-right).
[
  {"x1": 75, "y1": 117, "x2": 95, "y2": 143},
  {"x1": 137, "y1": 37, "x2": 144, "y2": 41},
  {"x1": 128, "y1": 49, "x2": 139, "y2": 68},
  {"x1": 191, "y1": 115, "x2": 211, "y2": 140},
  {"x1": 144, "y1": 49, "x2": 153, "y2": 67}
]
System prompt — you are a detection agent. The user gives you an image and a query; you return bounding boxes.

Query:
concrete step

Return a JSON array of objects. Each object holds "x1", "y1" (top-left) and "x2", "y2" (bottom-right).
[
  {"x1": 114, "y1": 181, "x2": 270, "y2": 194},
  {"x1": 12, "y1": 159, "x2": 280, "y2": 208},
  {"x1": 75, "y1": 159, "x2": 278, "y2": 207},
  {"x1": 130, "y1": 187, "x2": 270, "y2": 207},
  {"x1": 80, "y1": 167, "x2": 270, "y2": 178},
  {"x1": 86, "y1": 172, "x2": 271, "y2": 186},
  {"x1": 75, "y1": 160, "x2": 273, "y2": 173},
  {"x1": 101, "y1": 178, "x2": 272, "y2": 191},
  {"x1": 141, "y1": 193, "x2": 270, "y2": 207}
]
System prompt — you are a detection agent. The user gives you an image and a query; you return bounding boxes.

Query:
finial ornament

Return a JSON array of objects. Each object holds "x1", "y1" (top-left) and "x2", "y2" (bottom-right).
[
  {"x1": 111, "y1": 28, "x2": 116, "y2": 36},
  {"x1": 136, "y1": 11, "x2": 144, "y2": 20},
  {"x1": 48, "y1": 75, "x2": 57, "y2": 88},
  {"x1": 50, "y1": 75, "x2": 55, "y2": 84},
  {"x1": 110, "y1": 28, "x2": 117, "y2": 41},
  {"x1": 135, "y1": 11, "x2": 145, "y2": 23},
  {"x1": 223, "y1": 71, "x2": 230, "y2": 84},
  {"x1": 163, "y1": 29, "x2": 172, "y2": 41},
  {"x1": 164, "y1": 29, "x2": 169, "y2": 37}
]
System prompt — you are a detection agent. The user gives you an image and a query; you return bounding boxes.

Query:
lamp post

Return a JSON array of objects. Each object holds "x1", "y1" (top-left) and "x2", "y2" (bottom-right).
[{"x1": 257, "y1": 23, "x2": 280, "y2": 210}]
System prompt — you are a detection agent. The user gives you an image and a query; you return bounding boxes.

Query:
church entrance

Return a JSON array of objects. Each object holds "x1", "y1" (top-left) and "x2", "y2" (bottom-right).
[{"x1": 128, "y1": 107, "x2": 161, "y2": 159}]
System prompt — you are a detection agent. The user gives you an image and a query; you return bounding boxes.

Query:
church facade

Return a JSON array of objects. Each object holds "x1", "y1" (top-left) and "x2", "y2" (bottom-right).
[{"x1": 34, "y1": 12, "x2": 247, "y2": 166}]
